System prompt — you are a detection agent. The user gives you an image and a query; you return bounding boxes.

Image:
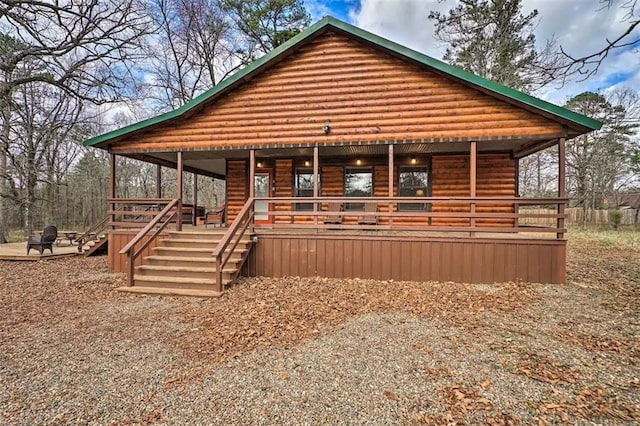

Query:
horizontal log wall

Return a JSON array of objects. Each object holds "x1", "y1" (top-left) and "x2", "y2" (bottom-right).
[
  {"x1": 108, "y1": 230, "x2": 166, "y2": 273},
  {"x1": 244, "y1": 235, "x2": 566, "y2": 284},
  {"x1": 226, "y1": 153, "x2": 515, "y2": 227},
  {"x1": 276, "y1": 160, "x2": 295, "y2": 224},
  {"x1": 112, "y1": 31, "x2": 562, "y2": 153},
  {"x1": 227, "y1": 160, "x2": 247, "y2": 224},
  {"x1": 432, "y1": 154, "x2": 516, "y2": 226}
]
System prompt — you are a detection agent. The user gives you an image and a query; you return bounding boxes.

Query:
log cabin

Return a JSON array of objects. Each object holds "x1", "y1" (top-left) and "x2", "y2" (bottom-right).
[{"x1": 84, "y1": 16, "x2": 601, "y2": 297}]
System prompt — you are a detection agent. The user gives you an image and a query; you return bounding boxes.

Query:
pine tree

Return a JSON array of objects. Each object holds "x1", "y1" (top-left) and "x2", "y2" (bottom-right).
[{"x1": 428, "y1": 0, "x2": 542, "y2": 92}]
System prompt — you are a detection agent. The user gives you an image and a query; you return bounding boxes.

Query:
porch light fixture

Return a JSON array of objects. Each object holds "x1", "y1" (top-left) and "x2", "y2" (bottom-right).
[
  {"x1": 322, "y1": 123, "x2": 331, "y2": 134},
  {"x1": 356, "y1": 159, "x2": 362, "y2": 166},
  {"x1": 416, "y1": 189, "x2": 425, "y2": 197},
  {"x1": 257, "y1": 161, "x2": 263, "y2": 168},
  {"x1": 411, "y1": 156, "x2": 417, "y2": 165},
  {"x1": 304, "y1": 160, "x2": 311, "y2": 167}
]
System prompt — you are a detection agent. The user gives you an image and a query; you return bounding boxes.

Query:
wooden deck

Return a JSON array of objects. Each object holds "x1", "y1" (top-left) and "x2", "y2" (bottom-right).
[{"x1": 0, "y1": 241, "x2": 81, "y2": 261}]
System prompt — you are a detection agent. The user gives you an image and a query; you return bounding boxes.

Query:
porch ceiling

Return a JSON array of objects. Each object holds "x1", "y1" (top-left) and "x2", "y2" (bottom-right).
[{"x1": 124, "y1": 137, "x2": 556, "y2": 177}]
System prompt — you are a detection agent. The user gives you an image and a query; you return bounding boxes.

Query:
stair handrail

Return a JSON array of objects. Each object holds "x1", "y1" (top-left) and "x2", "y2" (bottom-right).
[
  {"x1": 74, "y1": 210, "x2": 117, "y2": 252},
  {"x1": 212, "y1": 197, "x2": 254, "y2": 292},
  {"x1": 119, "y1": 198, "x2": 179, "y2": 287}
]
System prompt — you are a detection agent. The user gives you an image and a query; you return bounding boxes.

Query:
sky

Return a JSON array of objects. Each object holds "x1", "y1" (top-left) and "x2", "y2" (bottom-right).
[{"x1": 303, "y1": 0, "x2": 640, "y2": 105}]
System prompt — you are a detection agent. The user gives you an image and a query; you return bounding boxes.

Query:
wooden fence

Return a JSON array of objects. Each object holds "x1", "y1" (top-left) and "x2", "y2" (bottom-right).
[{"x1": 519, "y1": 207, "x2": 639, "y2": 226}]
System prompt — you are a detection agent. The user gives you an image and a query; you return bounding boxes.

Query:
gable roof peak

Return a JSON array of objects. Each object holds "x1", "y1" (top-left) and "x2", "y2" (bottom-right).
[{"x1": 85, "y1": 15, "x2": 601, "y2": 148}]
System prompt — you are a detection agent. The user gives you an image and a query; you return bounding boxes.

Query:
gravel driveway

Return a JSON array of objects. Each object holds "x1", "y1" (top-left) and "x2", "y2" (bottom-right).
[{"x1": 1, "y1": 230, "x2": 638, "y2": 424}]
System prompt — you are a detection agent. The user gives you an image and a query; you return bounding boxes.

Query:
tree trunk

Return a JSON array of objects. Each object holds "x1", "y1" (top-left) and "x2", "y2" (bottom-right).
[{"x1": 0, "y1": 105, "x2": 9, "y2": 243}]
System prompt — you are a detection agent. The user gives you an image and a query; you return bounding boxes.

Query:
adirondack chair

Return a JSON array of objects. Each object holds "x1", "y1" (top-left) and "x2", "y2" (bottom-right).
[
  {"x1": 323, "y1": 203, "x2": 343, "y2": 225},
  {"x1": 358, "y1": 203, "x2": 379, "y2": 225},
  {"x1": 27, "y1": 226, "x2": 58, "y2": 254},
  {"x1": 204, "y1": 205, "x2": 226, "y2": 228}
]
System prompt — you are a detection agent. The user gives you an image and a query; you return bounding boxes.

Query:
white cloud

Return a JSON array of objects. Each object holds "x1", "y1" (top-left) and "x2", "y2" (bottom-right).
[
  {"x1": 350, "y1": 0, "x2": 639, "y2": 104},
  {"x1": 351, "y1": 0, "x2": 451, "y2": 57},
  {"x1": 305, "y1": 0, "x2": 333, "y2": 21}
]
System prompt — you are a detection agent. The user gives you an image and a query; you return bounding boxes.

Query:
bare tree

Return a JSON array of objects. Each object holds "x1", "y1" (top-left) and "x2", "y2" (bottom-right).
[
  {"x1": 3, "y1": 81, "x2": 85, "y2": 236},
  {"x1": 144, "y1": 0, "x2": 242, "y2": 111},
  {"x1": 564, "y1": 90, "x2": 639, "y2": 226},
  {"x1": 542, "y1": 0, "x2": 639, "y2": 84},
  {"x1": 0, "y1": 0, "x2": 151, "y2": 241}
]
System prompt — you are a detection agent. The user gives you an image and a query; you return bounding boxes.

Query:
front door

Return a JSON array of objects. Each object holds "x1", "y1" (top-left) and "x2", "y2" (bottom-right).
[{"x1": 254, "y1": 171, "x2": 272, "y2": 224}]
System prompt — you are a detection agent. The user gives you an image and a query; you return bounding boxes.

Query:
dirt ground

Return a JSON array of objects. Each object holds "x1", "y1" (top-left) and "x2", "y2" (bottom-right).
[{"x1": 1, "y1": 229, "x2": 638, "y2": 424}]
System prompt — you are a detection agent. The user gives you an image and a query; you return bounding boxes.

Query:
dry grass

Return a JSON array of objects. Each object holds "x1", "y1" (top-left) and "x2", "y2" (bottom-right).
[{"x1": 0, "y1": 229, "x2": 638, "y2": 424}]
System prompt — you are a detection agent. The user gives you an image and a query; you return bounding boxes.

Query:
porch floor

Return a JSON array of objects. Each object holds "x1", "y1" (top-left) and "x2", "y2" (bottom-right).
[{"x1": 0, "y1": 241, "x2": 80, "y2": 261}]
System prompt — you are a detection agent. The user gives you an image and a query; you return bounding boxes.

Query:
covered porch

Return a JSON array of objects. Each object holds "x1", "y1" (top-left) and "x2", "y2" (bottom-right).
[{"x1": 103, "y1": 135, "x2": 569, "y2": 290}]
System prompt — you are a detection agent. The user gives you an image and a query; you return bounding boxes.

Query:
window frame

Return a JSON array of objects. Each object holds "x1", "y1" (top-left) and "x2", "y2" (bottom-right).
[
  {"x1": 344, "y1": 166, "x2": 373, "y2": 211},
  {"x1": 397, "y1": 165, "x2": 430, "y2": 212},
  {"x1": 294, "y1": 167, "x2": 318, "y2": 211}
]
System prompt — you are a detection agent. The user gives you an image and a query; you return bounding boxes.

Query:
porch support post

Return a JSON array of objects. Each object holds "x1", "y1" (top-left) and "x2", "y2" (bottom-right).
[
  {"x1": 313, "y1": 146, "x2": 319, "y2": 226},
  {"x1": 249, "y1": 149, "x2": 255, "y2": 199},
  {"x1": 557, "y1": 137, "x2": 566, "y2": 239},
  {"x1": 177, "y1": 151, "x2": 183, "y2": 231},
  {"x1": 156, "y1": 164, "x2": 162, "y2": 198},
  {"x1": 108, "y1": 153, "x2": 116, "y2": 229},
  {"x1": 470, "y1": 141, "x2": 477, "y2": 236},
  {"x1": 388, "y1": 144, "x2": 394, "y2": 227},
  {"x1": 193, "y1": 173, "x2": 198, "y2": 226}
]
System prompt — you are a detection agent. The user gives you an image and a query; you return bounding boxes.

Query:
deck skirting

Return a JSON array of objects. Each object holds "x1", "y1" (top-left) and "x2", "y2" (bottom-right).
[{"x1": 243, "y1": 234, "x2": 566, "y2": 284}]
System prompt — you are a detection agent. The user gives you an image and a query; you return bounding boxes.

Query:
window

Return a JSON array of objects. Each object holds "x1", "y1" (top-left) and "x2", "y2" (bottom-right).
[
  {"x1": 294, "y1": 168, "x2": 317, "y2": 210},
  {"x1": 344, "y1": 167, "x2": 372, "y2": 210},
  {"x1": 398, "y1": 166, "x2": 429, "y2": 211}
]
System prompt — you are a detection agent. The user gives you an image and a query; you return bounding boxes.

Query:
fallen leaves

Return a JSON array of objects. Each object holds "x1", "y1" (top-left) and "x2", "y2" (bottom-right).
[
  {"x1": 516, "y1": 353, "x2": 578, "y2": 385},
  {"x1": 178, "y1": 276, "x2": 537, "y2": 363},
  {"x1": 413, "y1": 383, "x2": 517, "y2": 425},
  {"x1": 538, "y1": 386, "x2": 639, "y2": 422},
  {"x1": 555, "y1": 331, "x2": 638, "y2": 357},
  {"x1": 1, "y1": 228, "x2": 639, "y2": 424}
]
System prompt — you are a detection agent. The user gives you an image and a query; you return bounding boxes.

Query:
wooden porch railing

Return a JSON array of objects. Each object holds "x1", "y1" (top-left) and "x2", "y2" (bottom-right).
[
  {"x1": 74, "y1": 213, "x2": 113, "y2": 253},
  {"x1": 212, "y1": 197, "x2": 254, "y2": 292},
  {"x1": 119, "y1": 198, "x2": 179, "y2": 286},
  {"x1": 107, "y1": 198, "x2": 195, "y2": 230},
  {"x1": 251, "y1": 196, "x2": 568, "y2": 238}
]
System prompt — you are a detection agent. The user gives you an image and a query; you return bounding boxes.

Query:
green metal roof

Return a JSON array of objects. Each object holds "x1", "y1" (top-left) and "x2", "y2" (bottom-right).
[{"x1": 84, "y1": 16, "x2": 601, "y2": 148}]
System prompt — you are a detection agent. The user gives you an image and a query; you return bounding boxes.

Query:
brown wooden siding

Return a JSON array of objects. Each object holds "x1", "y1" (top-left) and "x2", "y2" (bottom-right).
[
  {"x1": 226, "y1": 160, "x2": 247, "y2": 223},
  {"x1": 244, "y1": 235, "x2": 566, "y2": 284},
  {"x1": 112, "y1": 32, "x2": 563, "y2": 153},
  {"x1": 108, "y1": 230, "x2": 165, "y2": 273},
  {"x1": 275, "y1": 159, "x2": 294, "y2": 223},
  {"x1": 432, "y1": 154, "x2": 516, "y2": 226},
  {"x1": 225, "y1": 153, "x2": 515, "y2": 227}
]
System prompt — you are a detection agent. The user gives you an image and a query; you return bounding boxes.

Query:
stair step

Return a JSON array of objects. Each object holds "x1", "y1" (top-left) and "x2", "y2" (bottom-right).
[
  {"x1": 135, "y1": 274, "x2": 215, "y2": 284},
  {"x1": 136, "y1": 265, "x2": 238, "y2": 280},
  {"x1": 152, "y1": 246, "x2": 249, "y2": 257},
  {"x1": 133, "y1": 274, "x2": 231, "y2": 291},
  {"x1": 143, "y1": 255, "x2": 242, "y2": 266},
  {"x1": 167, "y1": 230, "x2": 231, "y2": 239},
  {"x1": 117, "y1": 286, "x2": 222, "y2": 298},
  {"x1": 159, "y1": 238, "x2": 251, "y2": 249},
  {"x1": 162, "y1": 237, "x2": 251, "y2": 243},
  {"x1": 136, "y1": 265, "x2": 237, "y2": 275}
]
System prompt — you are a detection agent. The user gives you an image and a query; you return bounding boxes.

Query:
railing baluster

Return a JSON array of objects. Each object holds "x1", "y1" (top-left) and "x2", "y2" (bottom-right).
[
  {"x1": 249, "y1": 196, "x2": 567, "y2": 237},
  {"x1": 212, "y1": 197, "x2": 255, "y2": 292},
  {"x1": 119, "y1": 198, "x2": 179, "y2": 288}
]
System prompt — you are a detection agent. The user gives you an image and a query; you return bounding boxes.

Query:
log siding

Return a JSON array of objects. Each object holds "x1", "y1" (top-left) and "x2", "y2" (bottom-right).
[
  {"x1": 224, "y1": 153, "x2": 516, "y2": 227},
  {"x1": 111, "y1": 31, "x2": 563, "y2": 153}
]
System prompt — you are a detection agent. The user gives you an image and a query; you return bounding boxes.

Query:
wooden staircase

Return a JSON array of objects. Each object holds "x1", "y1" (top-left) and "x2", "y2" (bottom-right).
[
  {"x1": 80, "y1": 233, "x2": 108, "y2": 256},
  {"x1": 118, "y1": 229, "x2": 252, "y2": 297}
]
